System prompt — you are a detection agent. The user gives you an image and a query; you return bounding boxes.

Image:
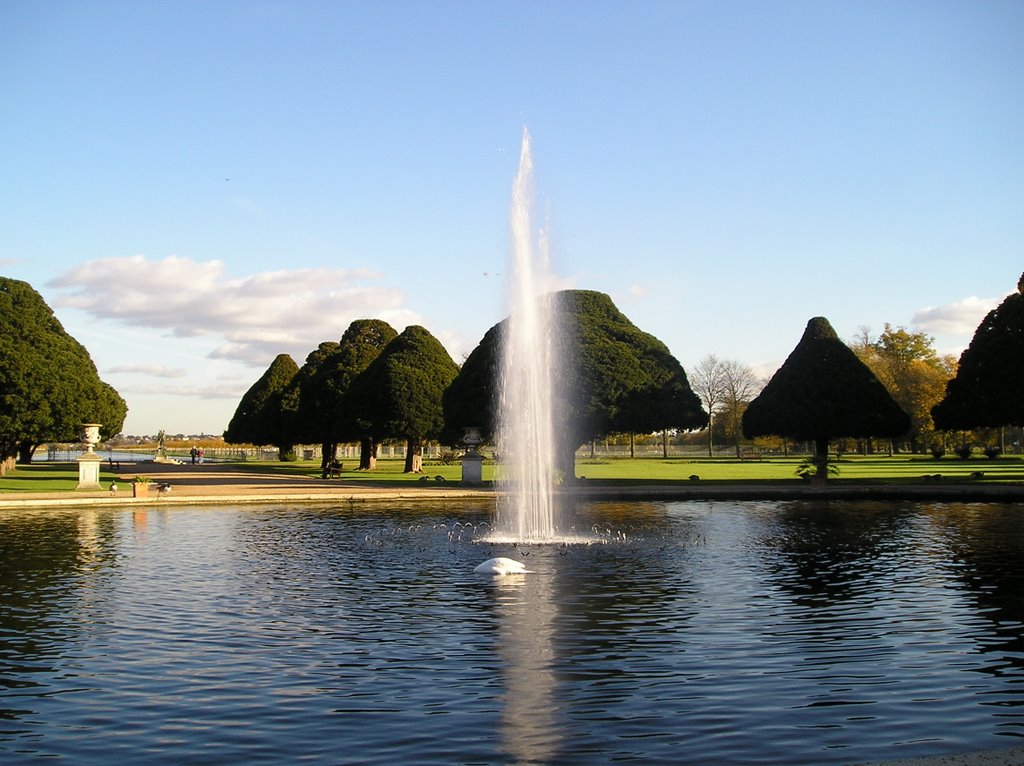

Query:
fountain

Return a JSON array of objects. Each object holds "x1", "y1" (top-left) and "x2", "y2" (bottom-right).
[{"x1": 494, "y1": 128, "x2": 562, "y2": 542}]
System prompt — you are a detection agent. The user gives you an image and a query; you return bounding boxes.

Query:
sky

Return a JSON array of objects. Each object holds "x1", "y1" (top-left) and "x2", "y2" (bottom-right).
[{"x1": 2, "y1": 1, "x2": 1022, "y2": 437}]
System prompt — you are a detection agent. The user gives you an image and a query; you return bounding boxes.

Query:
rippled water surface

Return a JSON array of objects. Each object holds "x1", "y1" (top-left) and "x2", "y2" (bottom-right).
[{"x1": 1, "y1": 500, "x2": 1022, "y2": 764}]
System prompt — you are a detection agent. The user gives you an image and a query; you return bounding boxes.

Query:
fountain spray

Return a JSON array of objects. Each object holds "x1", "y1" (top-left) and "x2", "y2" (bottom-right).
[{"x1": 496, "y1": 127, "x2": 560, "y2": 541}]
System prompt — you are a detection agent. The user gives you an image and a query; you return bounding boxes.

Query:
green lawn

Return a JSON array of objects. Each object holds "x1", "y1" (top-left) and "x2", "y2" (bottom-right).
[
  {"x1": 207, "y1": 453, "x2": 1024, "y2": 486},
  {"x1": 3, "y1": 454, "x2": 1022, "y2": 493},
  {"x1": 0, "y1": 462, "x2": 123, "y2": 493},
  {"x1": 575, "y1": 454, "x2": 1024, "y2": 484}
]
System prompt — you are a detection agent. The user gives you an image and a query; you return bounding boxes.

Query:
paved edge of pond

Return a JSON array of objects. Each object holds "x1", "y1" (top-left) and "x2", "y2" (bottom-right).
[
  {"x1": 1, "y1": 461, "x2": 1023, "y2": 509},
  {"x1": 852, "y1": 745, "x2": 1024, "y2": 766}
]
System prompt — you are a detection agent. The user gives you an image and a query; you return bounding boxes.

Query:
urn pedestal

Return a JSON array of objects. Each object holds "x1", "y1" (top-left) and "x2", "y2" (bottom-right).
[
  {"x1": 460, "y1": 427, "x2": 485, "y2": 485},
  {"x1": 76, "y1": 423, "x2": 103, "y2": 491}
]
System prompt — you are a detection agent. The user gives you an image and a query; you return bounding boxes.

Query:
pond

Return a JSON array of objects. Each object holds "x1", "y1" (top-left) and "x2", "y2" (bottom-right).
[{"x1": 0, "y1": 500, "x2": 1021, "y2": 764}]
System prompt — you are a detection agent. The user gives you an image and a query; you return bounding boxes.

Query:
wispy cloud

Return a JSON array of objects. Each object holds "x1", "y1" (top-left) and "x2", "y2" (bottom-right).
[
  {"x1": 911, "y1": 295, "x2": 999, "y2": 337},
  {"x1": 117, "y1": 382, "x2": 248, "y2": 399},
  {"x1": 49, "y1": 255, "x2": 423, "y2": 366},
  {"x1": 106, "y1": 364, "x2": 188, "y2": 378}
]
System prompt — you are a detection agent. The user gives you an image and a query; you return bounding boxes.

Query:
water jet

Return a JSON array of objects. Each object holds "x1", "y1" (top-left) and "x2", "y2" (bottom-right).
[{"x1": 494, "y1": 128, "x2": 562, "y2": 542}]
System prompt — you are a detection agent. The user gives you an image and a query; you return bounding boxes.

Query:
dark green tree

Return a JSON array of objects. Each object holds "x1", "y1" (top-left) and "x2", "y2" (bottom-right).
[
  {"x1": 742, "y1": 317, "x2": 910, "y2": 481},
  {"x1": 0, "y1": 277, "x2": 127, "y2": 472},
  {"x1": 224, "y1": 353, "x2": 299, "y2": 460},
  {"x1": 932, "y1": 273, "x2": 1024, "y2": 432},
  {"x1": 335, "y1": 320, "x2": 399, "y2": 469},
  {"x1": 443, "y1": 290, "x2": 707, "y2": 481},
  {"x1": 285, "y1": 341, "x2": 341, "y2": 473},
  {"x1": 346, "y1": 325, "x2": 459, "y2": 473},
  {"x1": 286, "y1": 319, "x2": 398, "y2": 474}
]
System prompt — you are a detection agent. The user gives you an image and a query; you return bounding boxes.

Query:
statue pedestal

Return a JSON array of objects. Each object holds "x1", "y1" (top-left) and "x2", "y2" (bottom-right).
[
  {"x1": 461, "y1": 452, "x2": 484, "y2": 484},
  {"x1": 76, "y1": 452, "x2": 102, "y2": 490},
  {"x1": 460, "y1": 427, "x2": 485, "y2": 484}
]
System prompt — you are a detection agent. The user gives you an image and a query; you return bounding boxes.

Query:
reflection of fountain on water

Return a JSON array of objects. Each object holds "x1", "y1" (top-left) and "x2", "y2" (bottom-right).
[
  {"x1": 490, "y1": 566, "x2": 561, "y2": 764},
  {"x1": 494, "y1": 128, "x2": 564, "y2": 543}
]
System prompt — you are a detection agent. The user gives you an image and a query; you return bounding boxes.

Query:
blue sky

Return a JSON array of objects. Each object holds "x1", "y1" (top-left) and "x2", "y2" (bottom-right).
[{"x1": 2, "y1": 1, "x2": 1022, "y2": 436}]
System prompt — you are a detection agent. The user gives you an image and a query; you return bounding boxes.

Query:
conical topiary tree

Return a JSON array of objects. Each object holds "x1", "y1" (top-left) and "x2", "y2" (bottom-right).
[
  {"x1": 224, "y1": 353, "x2": 300, "y2": 460},
  {"x1": 345, "y1": 325, "x2": 459, "y2": 473},
  {"x1": 742, "y1": 317, "x2": 910, "y2": 481},
  {"x1": 443, "y1": 289, "x2": 707, "y2": 481},
  {"x1": 932, "y1": 273, "x2": 1024, "y2": 432}
]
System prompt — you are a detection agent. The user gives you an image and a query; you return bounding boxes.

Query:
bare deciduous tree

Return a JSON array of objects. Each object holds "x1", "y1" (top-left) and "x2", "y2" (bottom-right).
[
  {"x1": 691, "y1": 355, "x2": 727, "y2": 456},
  {"x1": 720, "y1": 359, "x2": 762, "y2": 456}
]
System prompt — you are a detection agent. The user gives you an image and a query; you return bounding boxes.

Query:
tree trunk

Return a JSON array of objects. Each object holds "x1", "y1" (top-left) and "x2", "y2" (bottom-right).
[
  {"x1": 629, "y1": 433, "x2": 635, "y2": 459},
  {"x1": 320, "y1": 441, "x2": 337, "y2": 478},
  {"x1": 556, "y1": 439, "x2": 578, "y2": 485},
  {"x1": 662, "y1": 430, "x2": 668, "y2": 459},
  {"x1": 404, "y1": 436, "x2": 423, "y2": 473},
  {"x1": 814, "y1": 437, "x2": 830, "y2": 485},
  {"x1": 17, "y1": 441, "x2": 37, "y2": 465},
  {"x1": 359, "y1": 437, "x2": 377, "y2": 470},
  {"x1": 707, "y1": 415, "x2": 714, "y2": 457}
]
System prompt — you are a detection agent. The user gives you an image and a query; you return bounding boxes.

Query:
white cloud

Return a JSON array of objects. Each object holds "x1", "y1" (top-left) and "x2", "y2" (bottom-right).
[
  {"x1": 106, "y1": 364, "x2": 188, "y2": 378},
  {"x1": 911, "y1": 296, "x2": 1000, "y2": 337},
  {"x1": 49, "y1": 255, "x2": 424, "y2": 367},
  {"x1": 117, "y1": 382, "x2": 248, "y2": 399}
]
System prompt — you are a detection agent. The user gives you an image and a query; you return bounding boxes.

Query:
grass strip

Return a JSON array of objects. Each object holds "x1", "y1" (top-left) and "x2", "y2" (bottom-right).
[{"x1": 3, "y1": 455, "x2": 1021, "y2": 493}]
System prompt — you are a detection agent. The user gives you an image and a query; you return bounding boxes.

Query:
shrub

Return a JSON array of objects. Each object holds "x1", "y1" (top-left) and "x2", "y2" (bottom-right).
[
  {"x1": 984, "y1": 446, "x2": 1002, "y2": 460},
  {"x1": 796, "y1": 459, "x2": 839, "y2": 479},
  {"x1": 930, "y1": 446, "x2": 945, "y2": 460},
  {"x1": 955, "y1": 445, "x2": 973, "y2": 460},
  {"x1": 438, "y1": 450, "x2": 459, "y2": 465}
]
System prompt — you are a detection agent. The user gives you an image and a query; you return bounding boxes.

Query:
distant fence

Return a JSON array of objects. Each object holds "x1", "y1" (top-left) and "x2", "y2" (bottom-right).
[
  {"x1": 575, "y1": 444, "x2": 812, "y2": 459},
  {"x1": 37, "y1": 442, "x2": 816, "y2": 464}
]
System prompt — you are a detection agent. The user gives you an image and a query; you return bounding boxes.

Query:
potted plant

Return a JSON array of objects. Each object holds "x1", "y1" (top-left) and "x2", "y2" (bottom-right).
[{"x1": 132, "y1": 476, "x2": 151, "y2": 498}]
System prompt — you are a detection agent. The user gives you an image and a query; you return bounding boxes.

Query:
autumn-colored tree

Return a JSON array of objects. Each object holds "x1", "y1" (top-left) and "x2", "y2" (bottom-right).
[{"x1": 852, "y1": 324, "x2": 956, "y2": 452}]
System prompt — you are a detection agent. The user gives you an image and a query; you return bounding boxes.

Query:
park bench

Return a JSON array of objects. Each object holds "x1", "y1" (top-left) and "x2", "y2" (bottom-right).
[
  {"x1": 325, "y1": 461, "x2": 343, "y2": 478},
  {"x1": 739, "y1": 451, "x2": 762, "y2": 461}
]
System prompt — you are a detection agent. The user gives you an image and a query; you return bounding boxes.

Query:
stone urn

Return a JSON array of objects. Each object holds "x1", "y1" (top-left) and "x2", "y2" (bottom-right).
[{"x1": 80, "y1": 423, "x2": 101, "y2": 453}]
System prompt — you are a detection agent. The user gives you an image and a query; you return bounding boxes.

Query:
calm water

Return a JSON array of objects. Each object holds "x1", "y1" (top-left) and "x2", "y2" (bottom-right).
[{"x1": 0, "y1": 500, "x2": 1021, "y2": 765}]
